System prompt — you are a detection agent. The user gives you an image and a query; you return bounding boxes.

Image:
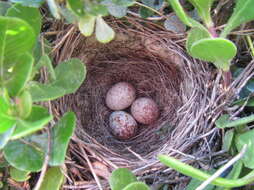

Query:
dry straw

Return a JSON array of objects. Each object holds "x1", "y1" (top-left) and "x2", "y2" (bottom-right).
[{"x1": 50, "y1": 17, "x2": 254, "y2": 189}]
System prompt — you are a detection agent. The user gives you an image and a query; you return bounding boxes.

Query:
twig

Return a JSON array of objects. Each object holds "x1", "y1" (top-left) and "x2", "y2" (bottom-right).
[
  {"x1": 246, "y1": 35, "x2": 254, "y2": 58},
  {"x1": 196, "y1": 144, "x2": 247, "y2": 190},
  {"x1": 79, "y1": 145, "x2": 103, "y2": 190},
  {"x1": 33, "y1": 127, "x2": 51, "y2": 190},
  {"x1": 33, "y1": 37, "x2": 53, "y2": 190},
  {"x1": 134, "y1": 2, "x2": 165, "y2": 17}
]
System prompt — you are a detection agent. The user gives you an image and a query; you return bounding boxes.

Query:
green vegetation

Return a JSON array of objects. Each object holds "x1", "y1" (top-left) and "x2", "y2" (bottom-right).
[{"x1": 1, "y1": 0, "x2": 254, "y2": 189}]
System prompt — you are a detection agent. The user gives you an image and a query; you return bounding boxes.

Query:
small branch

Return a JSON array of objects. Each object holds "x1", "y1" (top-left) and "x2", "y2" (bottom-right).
[
  {"x1": 246, "y1": 35, "x2": 254, "y2": 58},
  {"x1": 134, "y1": 2, "x2": 165, "y2": 17},
  {"x1": 196, "y1": 144, "x2": 247, "y2": 190},
  {"x1": 80, "y1": 145, "x2": 103, "y2": 190},
  {"x1": 33, "y1": 127, "x2": 52, "y2": 190}
]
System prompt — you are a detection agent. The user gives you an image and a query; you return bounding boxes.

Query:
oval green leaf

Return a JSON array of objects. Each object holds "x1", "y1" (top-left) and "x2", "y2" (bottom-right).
[
  {"x1": 102, "y1": 0, "x2": 127, "y2": 18},
  {"x1": 109, "y1": 168, "x2": 137, "y2": 190},
  {"x1": 235, "y1": 129, "x2": 254, "y2": 169},
  {"x1": 46, "y1": 0, "x2": 61, "y2": 19},
  {"x1": 221, "y1": 0, "x2": 254, "y2": 38},
  {"x1": 78, "y1": 15, "x2": 96, "y2": 37},
  {"x1": 0, "y1": 16, "x2": 35, "y2": 66},
  {"x1": 39, "y1": 167, "x2": 65, "y2": 190},
  {"x1": 186, "y1": 27, "x2": 211, "y2": 54},
  {"x1": 7, "y1": 3, "x2": 42, "y2": 37},
  {"x1": 67, "y1": 0, "x2": 84, "y2": 17},
  {"x1": 190, "y1": 38, "x2": 237, "y2": 71},
  {"x1": 3, "y1": 140, "x2": 44, "y2": 172},
  {"x1": 10, "y1": 0, "x2": 44, "y2": 8},
  {"x1": 0, "y1": 114, "x2": 16, "y2": 134},
  {"x1": 0, "y1": 127, "x2": 15, "y2": 149},
  {"x1": 11, "y1": 105, "x2": 53, "y2": 140},
  {"x1": 16, "y1": 90, "x2": 32, "y2": 119},
  {"x1": 6, "y1": 53, "x2": 33, "y2": 97},
  {"x1": 123, "y1": 182, "x2": 150, "y2": 190},
  {"x1": 95, "y1": 16, "x2": 115, "y2": 43},
  {"x1": 49, "y1": 112, "x2": 76, "y2": 166},
  {"x1": 29, "y1": 58, "x2": 86, "y2": 102},
  {"x1": 10, "y1": 167, "x2": 30, "y2": 182}
]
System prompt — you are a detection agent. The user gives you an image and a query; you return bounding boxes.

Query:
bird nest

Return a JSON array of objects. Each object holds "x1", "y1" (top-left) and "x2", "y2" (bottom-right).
[{"x1": 50, "y1": 18, "x2": 254, "y2": 190}]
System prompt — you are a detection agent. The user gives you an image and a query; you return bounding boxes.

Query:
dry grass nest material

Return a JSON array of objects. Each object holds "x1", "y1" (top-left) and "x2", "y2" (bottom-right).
[{"x1": 50, "y1": 18, "x2": 254, "y2": 189}]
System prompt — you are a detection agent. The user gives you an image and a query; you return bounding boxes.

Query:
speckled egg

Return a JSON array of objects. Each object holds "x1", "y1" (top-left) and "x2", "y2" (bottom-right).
[
  {"x1": 109, "y1": 111, "x2": 137, "y2": 140},
  {"x1": 106, "y1": 82, "x2": 136, "y2": 111},
  {"x1": 131, "y1": 97, "x2": 159, "y2": 125}
]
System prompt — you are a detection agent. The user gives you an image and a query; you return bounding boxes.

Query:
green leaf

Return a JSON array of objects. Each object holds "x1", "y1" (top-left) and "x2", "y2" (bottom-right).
[
  {"x1": 46, "y1": 0, "x2": 60, "y2": 19},
  {"x1": 87, "y1": 3, "x2": 108, "y2": 17},
  {"x1": 35, "y1": 55, "x2": 56, "y2": 81},
  {"x1": 0, "y1": 2, "x2": 12, "y2": 16},
  {"x1": 164, "y1": 15, "x2": 186, "y2": 33},
  {"x1": 0, "y1": 88, "x2": 11, "y2": 113},
  {"x1": 5, "y1": 53, "x2": 33, "y2": 97},
  {"x1": 15, "y1": 90, "x2": 32, "y2": 119},
  {"x1": 10, "y1": 167, "x2": 30, "y2": 182},
  {"x1": 49, "y1": 112, "x2": 76, "y2": 166},
  {"x1": 123, "y1": 182, "x2": 150, "y2": 190},
  {"x1": 188, "y1": 0, "x2": 214, "y2": 26},
  {"x1": 221, "y1": 0, "x2": 254, "y2": 38},
  {"x1": 0, "y1": 16, "x2": 35, "y2": 67},
  {"x1": 33, "y1": 38, "x2": 52, "y2": 64},
  {"x1": 0, "y1": 127, "x2": 15, "y2": 149},
  {"x1": 3, "y1": 140, "x2": 44, "y2": 172},
  {"x1": 59, "y1": 6, "x2": 78, "y2": 24},
  {"x1": 0, "y1": 114, "x2": 16, "y2": 134},
  {"x1": 10, "y1": 0, "x2": 45, "y2": 8},
  {"x1": 102, "y1": 0, "x2": 127, "y2": 18},
  {"x1": 235, "y1": 129, "x2": 254, "y2": 168},
  {"x1": 29, "y1": 58, "x2": 86, "y2": 102},
  {"x1": 139, "y1": 7, "x2": 154, "y2": 18},
  {"x1": 112, "y1": 0, "x2": 135, "y2": 7},
  {"x1": 78, "y1": 15, "x2": 96, "y2": 37},
  {"x1": 28, "y1": 83, "x2": 65, "y2": 102},
  {"x1": 39, "y1": 167, "x2": 65, "y2": 190},
  {"x1": 6, "y1": 3, "x2": 42, "y2": 37},
  {"x1": 186, "y1": 27, "x2": 211, "y2": 54},
  {"x1": 95, "y1": 16, "x2": 115, "y2": 43},
  {"x1": 216, "y1": 114, "x2": 254, "y2": 129},
  {"x1": 190, "y1": 38, "x2": 237, "y2": 71},
  {"x1": 11, "y1": 105, "x2": 53, "y2": 140},
  {"x1": 222, "y1": 130, "x2": 234, "y2": 151},
  {"x1": 67, "y1": 0, "x2": 84, "y2": 17},
  {"x1": 109, "y1": 168, "x2": 137, "y2": 190},
  {"x1": 52, "y1": 58, "x2": 85, "y2": 94}
]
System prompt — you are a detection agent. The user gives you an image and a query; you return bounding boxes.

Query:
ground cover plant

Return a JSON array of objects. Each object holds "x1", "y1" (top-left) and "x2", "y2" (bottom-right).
[{"x1": 1, "y1": 0, "x2": 254, "y2": 189}]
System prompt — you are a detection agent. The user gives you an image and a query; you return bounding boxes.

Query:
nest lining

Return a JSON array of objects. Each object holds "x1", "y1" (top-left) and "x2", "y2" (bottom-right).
[{"x1": 50, "y1": 19, "x2": 254, "y2": 189}]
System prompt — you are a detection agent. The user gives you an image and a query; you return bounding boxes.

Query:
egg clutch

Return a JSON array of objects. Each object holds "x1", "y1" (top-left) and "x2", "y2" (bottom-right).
[{"x1": 106, "y1": 82, "x2": 159, "y2": 140}]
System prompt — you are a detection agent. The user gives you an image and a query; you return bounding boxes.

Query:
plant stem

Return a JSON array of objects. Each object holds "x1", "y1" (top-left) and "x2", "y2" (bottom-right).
[
  {"x1": 246, "y1": 35, "x2": 254, "y2": 58},
  {"x1": 196, "y1": 145, "x2": 247, "y2": 190},
  {"x1": 208, "y1": 26, "x2": 218, "y2": 38},
  {"x1": 223, "y1": 70, "x2": 232, "y2": 89},
  {"x1": 158, "y1": 153, "x2": 254, "y2": 188}
]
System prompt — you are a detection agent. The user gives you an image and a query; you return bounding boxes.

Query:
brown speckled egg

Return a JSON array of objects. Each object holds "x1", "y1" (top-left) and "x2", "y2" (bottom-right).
[
  {"x1": 131, "y1": 97, "x2": 159, "y2": 125},
  {"x1": 109, "y1": 111, "x2": 137, "y2": 140},
  {"x1": 106, "y1": 82, "x2": 136, "y2": 110}
]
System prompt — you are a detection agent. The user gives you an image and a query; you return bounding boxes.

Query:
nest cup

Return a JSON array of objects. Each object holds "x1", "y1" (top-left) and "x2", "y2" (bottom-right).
[{"x1": 51, "y1": 19, "x2": 253, "y2": 189}]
